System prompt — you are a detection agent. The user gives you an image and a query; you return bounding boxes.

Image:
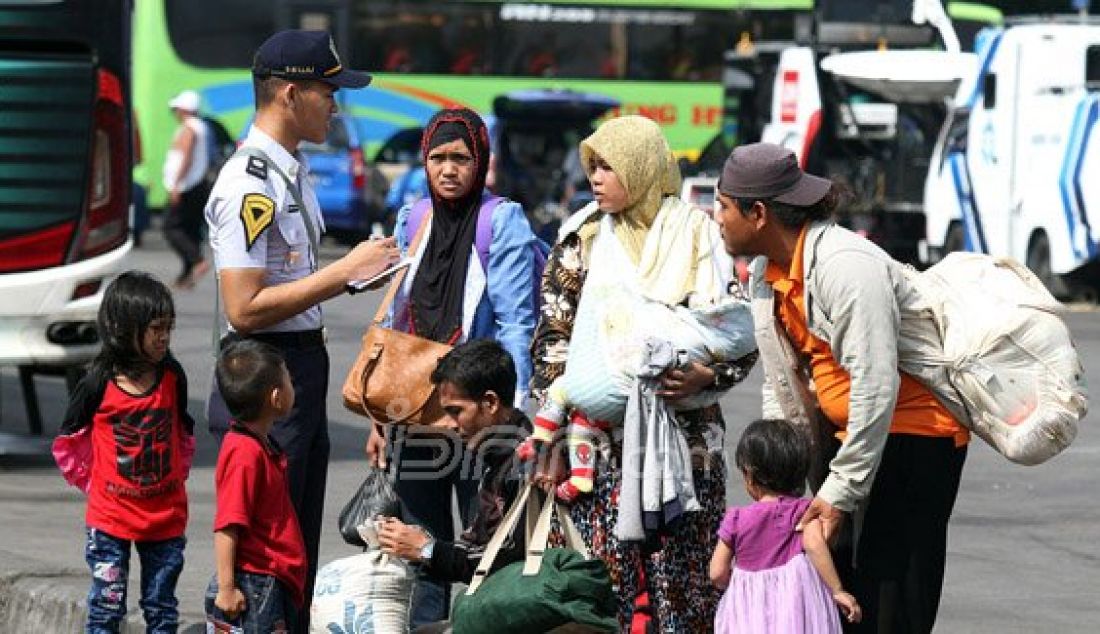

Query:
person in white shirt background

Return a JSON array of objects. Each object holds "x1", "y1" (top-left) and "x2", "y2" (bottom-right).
[{"x1": 162, "y1": 89, "x2": 211, "y2": 289}]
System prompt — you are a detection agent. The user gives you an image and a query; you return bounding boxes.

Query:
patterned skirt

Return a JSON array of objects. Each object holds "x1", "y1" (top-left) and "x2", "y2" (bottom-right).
[{"x1": 557, "y1": 456, "x2": 726, "y2": 633}]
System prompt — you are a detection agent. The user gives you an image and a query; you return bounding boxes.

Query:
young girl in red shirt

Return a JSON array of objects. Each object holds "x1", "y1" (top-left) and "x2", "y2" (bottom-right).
[{"x1": 53, "y1": 271, "x2": 195, "y2": 633}]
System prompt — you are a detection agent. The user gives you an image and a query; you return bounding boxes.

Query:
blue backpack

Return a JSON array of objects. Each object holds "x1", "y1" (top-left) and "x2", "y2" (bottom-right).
[{"x1": 407, "y1": 194, "x2": 550, "y2": 304}]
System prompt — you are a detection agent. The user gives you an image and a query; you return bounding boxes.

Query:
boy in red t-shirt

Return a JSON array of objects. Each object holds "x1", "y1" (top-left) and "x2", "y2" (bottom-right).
[{"x1": 205, "y1": 340, "x2": 306, "y2": 633}]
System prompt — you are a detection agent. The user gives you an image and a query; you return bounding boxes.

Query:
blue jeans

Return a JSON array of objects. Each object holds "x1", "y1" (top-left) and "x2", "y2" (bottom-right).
[
  {"x1": 204, "y1": 572, "x2": 297, "y2": 633},
  {"x1": 84, "y1": 526, "x2": 185, "y2": 633}
]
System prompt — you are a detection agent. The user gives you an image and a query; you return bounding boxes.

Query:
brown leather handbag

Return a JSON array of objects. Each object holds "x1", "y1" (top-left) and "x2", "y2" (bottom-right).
[{"x1": 342, "y1": 216, "x2": 451, "y2": 426}]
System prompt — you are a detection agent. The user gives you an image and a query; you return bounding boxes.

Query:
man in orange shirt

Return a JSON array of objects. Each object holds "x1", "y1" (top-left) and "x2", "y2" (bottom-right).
[{"x1": 713, "y1": 143, "x2": 968, "y2": 634}]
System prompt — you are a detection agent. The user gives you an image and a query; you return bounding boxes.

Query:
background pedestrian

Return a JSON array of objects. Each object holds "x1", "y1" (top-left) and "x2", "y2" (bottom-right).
[{"x1": 162, "y1": 90, "x2": 211, "y2": 289}]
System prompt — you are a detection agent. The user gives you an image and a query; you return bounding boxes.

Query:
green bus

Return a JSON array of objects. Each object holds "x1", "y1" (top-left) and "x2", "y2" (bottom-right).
[
  {"x1": 134, "y1": 0, "x2": 813, "y2": 206},
  {"x1": 133, "y1": 0, "x2": 1000, "y2": 207}
]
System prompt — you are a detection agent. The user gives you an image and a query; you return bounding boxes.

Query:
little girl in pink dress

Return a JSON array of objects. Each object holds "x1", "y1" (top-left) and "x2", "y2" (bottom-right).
[{"x1": 710, "y1": 419, "x2": 862, "y2": 633}]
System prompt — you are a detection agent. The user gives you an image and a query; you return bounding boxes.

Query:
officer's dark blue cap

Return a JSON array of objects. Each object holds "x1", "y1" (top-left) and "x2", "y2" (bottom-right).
[{"x1": 252, "y1": 30, "x2": 371, "y2": 89}]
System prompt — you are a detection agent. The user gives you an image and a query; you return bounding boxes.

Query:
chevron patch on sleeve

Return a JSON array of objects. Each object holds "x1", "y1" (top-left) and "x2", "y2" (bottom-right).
[{"x1": 240, "y1": 193, "x2": 275, "y2": 250}]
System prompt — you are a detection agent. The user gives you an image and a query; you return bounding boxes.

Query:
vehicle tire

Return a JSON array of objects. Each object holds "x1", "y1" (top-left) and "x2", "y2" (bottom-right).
[
  {"x1": 1026, "y1": 232, "x2": 1068, "y2": 299},
  {"x1": 944, "y1": 222, "x2": 965, "y2": 254}
]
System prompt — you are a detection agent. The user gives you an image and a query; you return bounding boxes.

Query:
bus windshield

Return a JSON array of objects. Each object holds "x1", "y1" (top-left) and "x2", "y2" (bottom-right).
[{"x1": 349, "y1": 3, "x2": 752, "y2": 81}]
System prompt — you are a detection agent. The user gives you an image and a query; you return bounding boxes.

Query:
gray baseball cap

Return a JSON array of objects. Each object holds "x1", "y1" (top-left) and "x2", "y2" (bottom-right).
[{"x1": 718, "y1": 143, "x2": 832, "y2": 206}]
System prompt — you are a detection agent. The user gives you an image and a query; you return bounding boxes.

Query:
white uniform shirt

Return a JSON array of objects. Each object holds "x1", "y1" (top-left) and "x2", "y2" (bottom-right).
[{"x1": 204, "y1": 127, "x2": 327, "y2": 333}]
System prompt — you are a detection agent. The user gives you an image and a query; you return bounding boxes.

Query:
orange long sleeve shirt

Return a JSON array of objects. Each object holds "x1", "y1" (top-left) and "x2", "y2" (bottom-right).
[{"x1": 765, "y1": 226, "x2": 968, "y2": 447}]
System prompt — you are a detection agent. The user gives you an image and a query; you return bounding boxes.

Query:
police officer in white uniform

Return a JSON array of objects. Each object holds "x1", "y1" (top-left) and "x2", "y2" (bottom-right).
[{"x1": 204, "y1": 30, "x2": 398, "y2": 631}]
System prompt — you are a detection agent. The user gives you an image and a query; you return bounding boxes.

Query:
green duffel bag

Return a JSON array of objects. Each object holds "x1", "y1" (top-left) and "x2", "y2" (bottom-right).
[{"x1": 451, "y1": 483, "x2": 618, "y2": 634}]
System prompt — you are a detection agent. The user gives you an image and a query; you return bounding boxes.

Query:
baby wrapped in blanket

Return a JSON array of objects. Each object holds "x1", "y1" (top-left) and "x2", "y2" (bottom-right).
[
  {"x1": 527, "y1": 244, "x2": 756, "y2": 501},
  {"x1": 525, "y1": 116, "x2": 757, "y2": 502}
]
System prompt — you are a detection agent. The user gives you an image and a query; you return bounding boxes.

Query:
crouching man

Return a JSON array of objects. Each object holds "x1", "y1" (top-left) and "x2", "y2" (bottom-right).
[{"x1": 376, "y1": 340, "x2": 538, "y2": 630}]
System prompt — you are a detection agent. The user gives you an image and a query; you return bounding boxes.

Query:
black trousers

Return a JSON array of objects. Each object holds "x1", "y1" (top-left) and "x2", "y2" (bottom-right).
[
  {"x1": 163, "y1": 183, "x2": 207, "y2": 280},
  {"x1": 208, "y1": 337, "x2": 330, "y2": 634},
  {"x1": 836, "y1": 434, "x2": 967, "y2": 634}
]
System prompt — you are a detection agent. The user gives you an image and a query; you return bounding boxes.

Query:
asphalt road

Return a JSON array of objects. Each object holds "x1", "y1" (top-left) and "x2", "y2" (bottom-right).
[{"x1": 1, "y1": 238, "x2": 1098, "y2": 632}]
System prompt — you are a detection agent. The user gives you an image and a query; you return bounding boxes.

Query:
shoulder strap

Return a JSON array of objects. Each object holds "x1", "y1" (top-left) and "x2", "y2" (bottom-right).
[
  {"x1": 521, "y1": 487, "x2": 588, "y2": 576},
  {"x1": 409, "y1": 194, "x2": 501, "y2": 274},
  {"x1": 371, "y1": 208, "x2": 432, "y2": 327},
  {"x1": 466, "y1": 481, "x2": 538, "y2": 595},
  {"x1": 406, "y1": 197, "x2": 433, "y2": 245},
  {"x1": 234, "y1": 146, "x2": 320, "y2": 264},
  {"x1": 474, "y1": 194, "x2": 504, "y2": 274}
]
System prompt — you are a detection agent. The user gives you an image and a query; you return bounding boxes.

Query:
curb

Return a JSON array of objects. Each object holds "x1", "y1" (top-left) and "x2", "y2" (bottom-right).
[
  {"x1": 1, "y1": 567, "x2": 91, "y2": 633},
  {"x1": 0, "y1": 552, "x2": 205, "y2": 633}
]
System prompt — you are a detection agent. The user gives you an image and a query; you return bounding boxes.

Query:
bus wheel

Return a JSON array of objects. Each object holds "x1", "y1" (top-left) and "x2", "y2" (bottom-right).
[
  {"x1": 1026, "y1": 232, "x2": 1068, "y2": 299},
  {"x1": 944, "y1": 223, "x2": 965, "y2": 253}
]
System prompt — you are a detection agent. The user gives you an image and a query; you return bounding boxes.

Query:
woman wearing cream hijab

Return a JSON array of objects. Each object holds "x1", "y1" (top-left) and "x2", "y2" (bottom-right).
[{"x1": 529, "y1": 116, "x2": 758, "y2": 632}]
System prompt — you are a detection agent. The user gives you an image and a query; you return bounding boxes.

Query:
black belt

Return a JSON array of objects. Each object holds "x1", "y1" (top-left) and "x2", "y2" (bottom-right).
[{"x1": 223, "y1": 328, "x2": 324, "y2": 349}]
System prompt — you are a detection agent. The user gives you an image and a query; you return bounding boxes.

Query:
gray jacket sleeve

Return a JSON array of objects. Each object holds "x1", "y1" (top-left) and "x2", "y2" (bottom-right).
[
  {"x1": 761, "y1": 378, "x2": 785, "y2": 419},
  {"x1": 812, "y1": 249, "x2": 902, "y2": 512}
]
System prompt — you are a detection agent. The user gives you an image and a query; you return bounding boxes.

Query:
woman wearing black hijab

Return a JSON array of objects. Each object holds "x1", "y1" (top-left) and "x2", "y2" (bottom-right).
[
  {"x1": 408, "y1": 108, "x2": 492, "y2": 343},
  {"x1": 366, "y1": 108, "x2": 541, "y2": 627}
]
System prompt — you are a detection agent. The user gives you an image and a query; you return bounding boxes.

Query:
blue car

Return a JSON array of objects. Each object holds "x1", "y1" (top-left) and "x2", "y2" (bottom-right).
[{"x1": 241, "y1": 113, "x2": 387, "y2": 242}]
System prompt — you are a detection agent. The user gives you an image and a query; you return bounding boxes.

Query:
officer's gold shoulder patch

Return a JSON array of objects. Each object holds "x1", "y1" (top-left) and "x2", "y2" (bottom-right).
[{"x1": 240, "y1": 193, "x2": 275, "y2": 250}]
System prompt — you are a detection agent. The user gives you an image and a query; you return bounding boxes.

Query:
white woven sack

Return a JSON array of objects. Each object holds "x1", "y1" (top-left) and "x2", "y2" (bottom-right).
[
  {"x1": 310, "y1": 551, "x2": 415, "y2": 634},
  {"x1": 560, "y1": 290, "x2": 755, "y2": 422},
  {"x1": 917, "y1": 252, "x2": 1088, "y2": 465}
]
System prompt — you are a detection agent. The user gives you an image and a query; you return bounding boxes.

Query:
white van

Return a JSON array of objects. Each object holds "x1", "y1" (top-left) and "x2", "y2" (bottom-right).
[{"x1": 923, "y1": 18, "x2": 1100, "y2": 297}]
